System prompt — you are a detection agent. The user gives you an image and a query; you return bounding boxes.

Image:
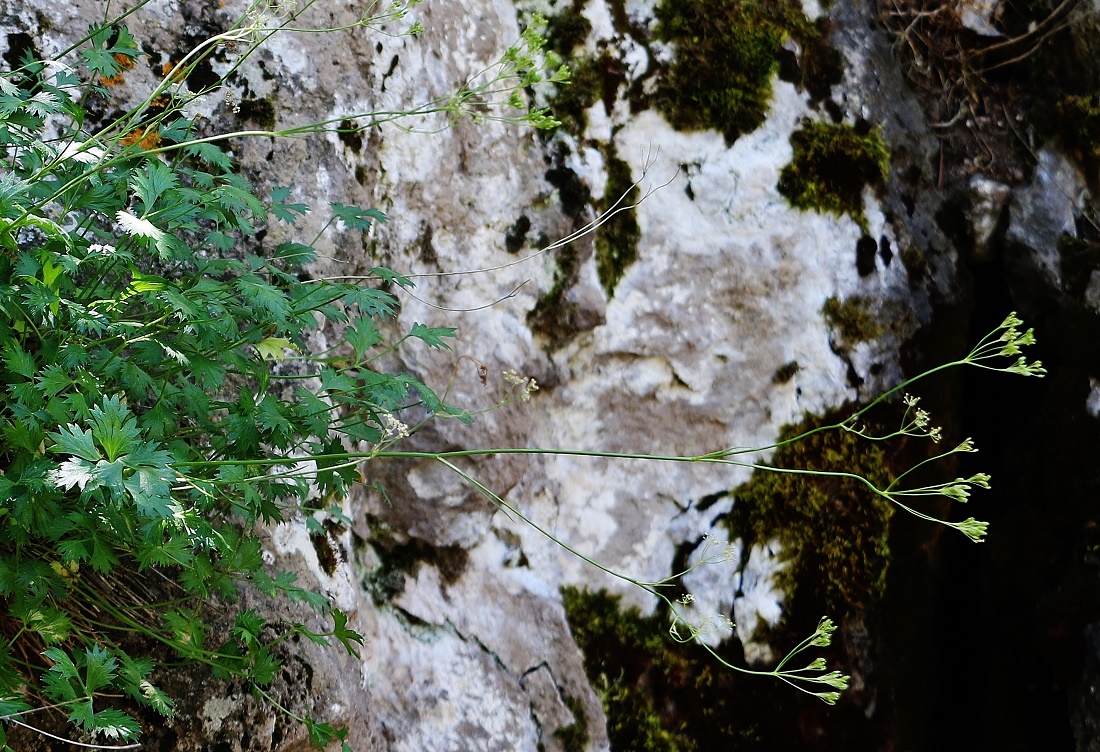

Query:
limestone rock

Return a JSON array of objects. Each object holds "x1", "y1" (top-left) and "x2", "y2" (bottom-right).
[{"x1": 0, "y1": 0, "x2": 958, "y2": 748}]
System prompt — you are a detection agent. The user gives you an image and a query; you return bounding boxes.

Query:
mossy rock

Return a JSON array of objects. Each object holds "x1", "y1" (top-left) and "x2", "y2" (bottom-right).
[
  {"x1": 822, "y1": 295, "x2": 883, "y2": 348},
  {"x1": 726, "y1": 409, "x2": 894, "y2": 616},
  {"x1": 596, "y1": 151, "x2": 641, "y2": 296},
  {"x1": 654, "y1": 0, "x2": 785, "y2": 144},
  {"x1": 777, "y1": 120, "x2": 890, "y2": 229}
]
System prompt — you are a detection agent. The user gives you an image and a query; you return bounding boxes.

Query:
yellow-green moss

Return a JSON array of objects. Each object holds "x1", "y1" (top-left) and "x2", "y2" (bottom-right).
[
  {"x1": 822, "y1": 295, "x2": 883, "y2": 347},
  {"x1": 654, "y1": 0, "x2": 785, "y2": 144},
  {"x1": 562, "y1": 587, "x2": 695, "y2": 752},
  {"x1": 1055, "y1": 95, "x2": 1100, "y2": 158},
  {"x1": 777, "y1": 120, "x2": 890, "y2": 229},
  {"x1": 553, "y1": 694, "x2": 591, "y2": 752},
  {"x1": 596, "y1": 151, "x2": 641, "y2": 296},
  {"x1": 726, "y1": 410, "x2": 894, "y2": 615}
]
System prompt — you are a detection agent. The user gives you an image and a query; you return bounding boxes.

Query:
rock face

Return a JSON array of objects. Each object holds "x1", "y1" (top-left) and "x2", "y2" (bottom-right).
[{"x1": 1, "y1": 0, "x2": 965, "y2": 749}]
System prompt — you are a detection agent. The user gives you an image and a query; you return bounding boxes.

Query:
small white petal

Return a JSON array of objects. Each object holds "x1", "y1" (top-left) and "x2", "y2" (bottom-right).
[{"x1": 116, "y1": 210, "x2": 165, "y2": 241}]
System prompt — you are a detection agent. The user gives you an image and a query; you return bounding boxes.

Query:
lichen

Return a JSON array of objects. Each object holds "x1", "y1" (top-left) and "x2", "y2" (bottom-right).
[
  {"x1": 777, "y1": 120, "x2": 890, "y2": 230},
  {"x1": 595, "y1": 151, "x2": 641, "y2": 296},
  {"x1": 822, "y1": 295, "x2": 884, "y2": 347}
]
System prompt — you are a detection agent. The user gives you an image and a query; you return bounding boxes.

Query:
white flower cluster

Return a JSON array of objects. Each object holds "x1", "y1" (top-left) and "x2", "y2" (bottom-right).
[
  {"x1": 381, "y1": 413, "x2": 409, "y2": 440},
  {"x1": 502, "y1": 369, "x2": 538, "y2": 402}
]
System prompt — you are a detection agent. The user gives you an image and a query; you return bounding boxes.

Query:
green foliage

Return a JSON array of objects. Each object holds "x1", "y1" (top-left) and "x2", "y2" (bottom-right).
[
  {"x1": 0, "y1": 3, "x2": 534, "y2": 746},
  {"x1": 777, "y1": 120, "x2": 890, "y2": 229}
]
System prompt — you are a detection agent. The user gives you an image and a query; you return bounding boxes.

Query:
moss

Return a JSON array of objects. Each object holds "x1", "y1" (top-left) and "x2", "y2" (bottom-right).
[
  {"x1": 777, "y1": 120, "x2": 890, "y2": 230},
  {"x1": 1055, "y1": 95, "x2": 1100, "y2": 159},
  {"x1": 553, "y1": 694, "x2": 590, "y2": 752},
  {"x1": 772, "y1": 360, "x2": 799, "y2": 384},
  {"x1": 562, "y1": 587, "x2": 696, "y2": 751},
  {"x1": 900, "y1": 244, "x2": 927, "y2": 282},
  {"x1": 604, "y1": 684, "x2": 692, "y2": 752},
  {"x1": 527, "y1": 242, "x2": 583, "y2": 347},
  {"x1": 725, "y1": 409, "x2": 894, "y2": 617},
  {"x1": 654, "y1": 0, "x2": 784, "y2": 144},
  {"x1": 822, "y1": 295, "x2": 883, "y2": 347},
  {"x1": 653, "y1": 0, "x2": 835, "y2": 145},
  {"x1": 595, "y1": 151, "x2": 641, "y2": 296},
  {"x1": 237, "y1": 96, "x2": 276, "y2": 130},
  {"x1": 561, "y1": 582, "x2": 865, "y2": 748},
  {"x1": 540, "y1": 2, "x2": 599, "y2": 135}
]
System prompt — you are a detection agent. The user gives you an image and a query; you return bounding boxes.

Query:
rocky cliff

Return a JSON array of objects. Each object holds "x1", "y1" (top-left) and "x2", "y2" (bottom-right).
[{"x1": 2, "y1": 0, "x2": 1097, "y2": 750}]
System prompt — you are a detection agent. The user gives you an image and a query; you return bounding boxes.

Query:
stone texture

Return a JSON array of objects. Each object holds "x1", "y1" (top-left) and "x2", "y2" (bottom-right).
[
  {"x1": 0, "y1": 0, "x2": 956, "y2": 748},
  {"x1": 1006, "y1": 148, "x2": 1089, "y2": 303}
]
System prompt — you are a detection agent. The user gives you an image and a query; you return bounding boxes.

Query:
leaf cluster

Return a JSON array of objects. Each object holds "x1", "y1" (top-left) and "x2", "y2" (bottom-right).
[{"x1": 0, "y1": 15, "x2": 463, "y2": 749}]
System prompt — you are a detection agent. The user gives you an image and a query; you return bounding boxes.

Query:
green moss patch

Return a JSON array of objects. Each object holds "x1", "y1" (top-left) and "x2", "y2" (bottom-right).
[
  {"x1": 822, "y1": 295, "x2": 883, "y2": 348},
  {"x1": 562, "y1": 587, "x2": 698, "y2": 751},
  {"x1": 561, "y1": 582, "x2": 875, "y2": 747},
  {"x1": 553, "y1": 694, "x2": 591, "y2": 752},
  {"x1": 654, "y1": 0, "x2": 785, "y2": 144},
  {"x1": 596, "y1": 151, "x2": 641, "y2": 296},
  {"x1": 726, "y1": 410, "x2": 894, "y2": 616},
  {"x1": 654, "y1": 0, "x2": 838, "y2": 144},
  {"x1": 777, "y1": 120, "x2": 890, "y2": 229}
]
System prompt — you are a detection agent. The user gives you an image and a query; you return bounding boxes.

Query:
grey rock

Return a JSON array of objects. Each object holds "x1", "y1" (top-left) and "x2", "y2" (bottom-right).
[{"x1": 1006, "y1": 148, "x2": 1088, "y2": 298}]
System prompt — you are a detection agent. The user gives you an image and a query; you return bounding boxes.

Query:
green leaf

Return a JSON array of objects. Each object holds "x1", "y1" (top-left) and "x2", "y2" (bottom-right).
[
  {"x1": 255, "y1": 336, "x2": 297, "y2": 361},
  {"x1": 87, "y1": 708, "x2": 140, "y2": 740},
  {"x1": 409, "y1": 322, "x2": 456, "y2": 349},
  {"x1": 248, "y1": 645, "x2": 281, "y2": 686},
  {"x1": 236, "y1": 274, "x2": 290, "y2": 323},
  {"x1": 272, "y1": 187, "x2": 309, "y2": 223},
  {"x1": 331, "y1": 609, "x2": 364, "y2": 659},
  {"x1": 3, "y1": 343, "x2": 35, "y2": 378},
  {"x1": 304, "y1": 719, "x2": 348, "y2": 750},
  {"x1": 232, "y1": 610, "x2": 266, "y2": 648},
  {"x1": 329, "y1": 202, "x2": 387, "y2": 231},
  {"x1": 82, "y1": 645, "x2": 117, "y2": 695},
  {"x1": 131, "y1": 159, "x2": 178, "y2": 212},
  {"x1": 271, "y1": 243, "x2": 316, "y2": 270},
  {"x1": 50, "y1": 424, "x2": 100, "y2": 462},
  {"x1": 343, "y1": 318, "x2": 381, "y2": 359},
  {"x1": 369, "y1": 266, "x2": 414, "y2": 289},
  {"x1": 81, "y1": 25, "x2": 141, "y2": 78},
  {"x1": 184, "y1": 141, "x2": 234, "y2": 172},
  {"x1": 42, "y1": 647, "x2": 80, "y2": 701},
  {"x1": 89, "y1": 395, "x2": 140, "y2": 462},
  {"x1": 37, "y1": 364, "x2": 73, "y2": 398},
  {"x1": 53, "y1": 457, "x2": 98, "y2": 491}
]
